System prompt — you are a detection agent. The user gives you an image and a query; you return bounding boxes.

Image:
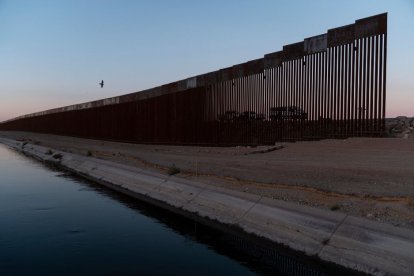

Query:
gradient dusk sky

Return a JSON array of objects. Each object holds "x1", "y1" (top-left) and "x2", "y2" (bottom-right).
[{"x1": 1, "y1": 0, "x2": 413, "y2": 122}]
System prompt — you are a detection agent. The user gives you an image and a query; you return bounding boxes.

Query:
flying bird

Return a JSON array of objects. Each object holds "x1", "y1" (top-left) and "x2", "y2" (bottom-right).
[{"x1": 99, "y1": 80, "x2": 104, "y2": 88}]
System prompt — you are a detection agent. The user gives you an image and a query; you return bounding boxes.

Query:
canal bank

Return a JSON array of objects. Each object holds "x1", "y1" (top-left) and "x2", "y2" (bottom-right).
[{"x1": 1, "y1": 137, "x2": 413, "y2": 275}]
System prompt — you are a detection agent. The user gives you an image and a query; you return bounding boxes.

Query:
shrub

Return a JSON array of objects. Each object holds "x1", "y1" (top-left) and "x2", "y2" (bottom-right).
[
  {"x1": 53, "y1": 153, "x2": 63, "y2": 159},
  {"x1": 167, "y1": 164, "x2": 180, "y2": 176},
  {"x1": 330, "y1": 204, "x2": 341, "y2": 211}
]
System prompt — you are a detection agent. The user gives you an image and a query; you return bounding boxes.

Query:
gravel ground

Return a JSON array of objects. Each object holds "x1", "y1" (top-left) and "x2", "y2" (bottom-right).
[{"x1": 1, "y1": 131, "x2": 413, "y2": 229}]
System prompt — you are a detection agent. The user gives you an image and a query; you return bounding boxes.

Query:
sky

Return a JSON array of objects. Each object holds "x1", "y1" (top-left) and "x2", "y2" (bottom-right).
[{"x1": 0, "y1": 0, "x2": 413, "y2": 121}]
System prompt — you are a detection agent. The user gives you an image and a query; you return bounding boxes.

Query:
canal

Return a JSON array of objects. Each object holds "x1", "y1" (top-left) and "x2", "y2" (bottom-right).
[{"x1": 0, "y1": 143, "x2": 351, "y2": 275}]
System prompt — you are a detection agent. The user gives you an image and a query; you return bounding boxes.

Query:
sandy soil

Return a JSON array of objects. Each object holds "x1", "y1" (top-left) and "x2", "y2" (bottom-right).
[{"x1": 1, "y1": 131, "x2": 413, "y2": 229}]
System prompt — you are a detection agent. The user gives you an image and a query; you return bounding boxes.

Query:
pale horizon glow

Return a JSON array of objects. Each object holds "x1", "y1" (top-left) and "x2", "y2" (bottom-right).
[{"x1": 1, "y1": 0, "x2": 413, "y2": 122}]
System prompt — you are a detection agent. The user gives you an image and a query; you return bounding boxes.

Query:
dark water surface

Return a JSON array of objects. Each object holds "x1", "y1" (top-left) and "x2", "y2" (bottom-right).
[
  {"x1": 0, "y1": 144, "x2": 260, "y2": 275},
  {"x1": 0, "y1": 143, "x2": 354, "y2": 276}
]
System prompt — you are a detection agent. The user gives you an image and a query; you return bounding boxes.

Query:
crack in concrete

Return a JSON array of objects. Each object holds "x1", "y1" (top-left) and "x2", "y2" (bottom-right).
[
  {"x1": 186, "y1": 184, "x2": 208, "y2": 204},
  {"x1": 152, "y1": 178, "x2": 168, "y2": 190},
  {"x1": 318, "y1": 214, "x2": 348, "y2": 255},
  {"x1": 236, "y1": 195, "x2": 263, "y2": 223}
]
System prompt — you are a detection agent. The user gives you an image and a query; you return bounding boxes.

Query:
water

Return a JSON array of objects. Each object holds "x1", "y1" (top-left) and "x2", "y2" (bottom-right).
[
  {"x1": 0, "y1": 143, "x2": 353, "y2": 276},
  {"x1": 0, "y1": 144, "x2": 258, "y2": 275}
]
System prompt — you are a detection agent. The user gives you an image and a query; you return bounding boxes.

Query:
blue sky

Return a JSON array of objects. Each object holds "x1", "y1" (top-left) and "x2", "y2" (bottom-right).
[{"x1": 0, "y1": 0, "x2": 413, "y2": 121}]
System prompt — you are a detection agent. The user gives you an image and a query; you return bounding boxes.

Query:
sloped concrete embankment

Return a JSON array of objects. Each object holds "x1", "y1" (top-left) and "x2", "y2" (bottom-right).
[{"x1": 1, "y1": 137, "x2": 413, "y2": 276}]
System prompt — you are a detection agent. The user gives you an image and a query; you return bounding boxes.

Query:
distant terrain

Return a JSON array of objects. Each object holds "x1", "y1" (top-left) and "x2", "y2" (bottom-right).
[{"x1": 386, "y1": 116, "x2": 414, "y2": 138}]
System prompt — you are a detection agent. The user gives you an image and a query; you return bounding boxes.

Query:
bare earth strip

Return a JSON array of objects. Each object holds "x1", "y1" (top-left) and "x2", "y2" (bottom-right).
[{"x1": 1, "y1": 131, "x2": 413, "y2": 229}]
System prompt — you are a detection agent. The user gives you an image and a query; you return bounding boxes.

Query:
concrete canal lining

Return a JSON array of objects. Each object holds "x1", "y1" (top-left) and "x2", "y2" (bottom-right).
[{"x1": 1, "y1": 137, "x2": 413, "y2": 276}]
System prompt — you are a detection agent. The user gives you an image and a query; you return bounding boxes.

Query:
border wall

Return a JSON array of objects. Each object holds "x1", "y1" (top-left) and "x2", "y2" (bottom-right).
[{"x1": 0, "y1": 14, "x2": 387, "y2": 145}]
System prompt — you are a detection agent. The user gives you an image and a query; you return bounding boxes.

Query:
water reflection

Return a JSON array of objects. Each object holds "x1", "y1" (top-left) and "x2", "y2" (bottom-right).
[
  {"x1": 0, "y1": 145, "x2": 257, "y2": 275},
  {"x1": 0, "y1": 144, "x2": 354, "y2": 275}
]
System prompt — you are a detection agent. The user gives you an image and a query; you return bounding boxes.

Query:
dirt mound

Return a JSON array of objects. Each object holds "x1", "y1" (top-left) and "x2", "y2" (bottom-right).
[{"x1": 386, "y1": 116, "x2": 414, "y2": 138}]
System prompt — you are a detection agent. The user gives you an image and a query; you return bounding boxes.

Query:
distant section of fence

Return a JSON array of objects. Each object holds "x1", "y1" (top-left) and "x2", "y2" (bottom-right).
[{"x1": 0, "y1": 14, "x2": 387, "y2": 145}]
